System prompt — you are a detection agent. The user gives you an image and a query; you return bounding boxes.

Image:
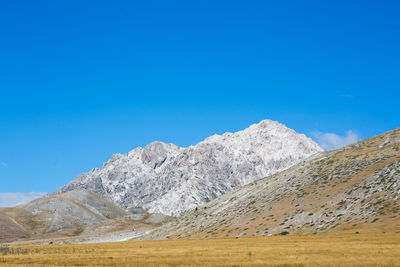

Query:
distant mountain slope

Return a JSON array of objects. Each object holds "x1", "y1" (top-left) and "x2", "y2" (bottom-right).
[
  {"x1": 144, "y1": 127, "x2": 400, "y2": 239},
  {"x1": 0, "y1": 190, "x2": 129, "y2": 242},
  {"x1": 57, "y1": 119, "x2": 323, "y2": 216},
  {"x1": 0, "y1": 210, "x2": 29, "y2": 242}
]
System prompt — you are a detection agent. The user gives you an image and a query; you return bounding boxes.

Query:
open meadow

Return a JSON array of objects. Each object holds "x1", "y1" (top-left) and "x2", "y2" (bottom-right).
[{"x1": 1, "y1": 232, "x2": 400, "y2": 266}]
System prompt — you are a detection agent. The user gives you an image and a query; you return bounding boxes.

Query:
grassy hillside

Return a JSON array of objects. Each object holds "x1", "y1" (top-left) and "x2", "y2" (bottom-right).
[
  {"x1": 0, "y1": 190, "x2": 129, "y2": 242},
  {"x1": 0, "y1": 211, "x2": 29, "y2": 241},
  {"x1": 145, "y1": 127, "x2": 400, "y2": 239}
]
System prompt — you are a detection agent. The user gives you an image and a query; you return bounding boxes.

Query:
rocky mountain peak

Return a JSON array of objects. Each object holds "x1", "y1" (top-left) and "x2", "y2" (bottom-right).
[
  {"x1": 57, "y1": 119, "x2": 323, "y2": 216},
  {"x1": 144, "y1": 127, "x2": 400, "y2": 239}
]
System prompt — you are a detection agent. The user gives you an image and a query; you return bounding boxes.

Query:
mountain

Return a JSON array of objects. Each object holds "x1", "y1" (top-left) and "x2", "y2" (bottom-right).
[
  {"x1": 144, "y1": 127, "x2": 400, "y2": 239},
  {"x1": 57, "y1": 120, "x2": 323, "y2": 216},
  {"x1": 0, "y1": 190, "x2": 129, "y2": 242},
  {"x1": 0, "y1": 210, "x2": 29, "y2": 241}
]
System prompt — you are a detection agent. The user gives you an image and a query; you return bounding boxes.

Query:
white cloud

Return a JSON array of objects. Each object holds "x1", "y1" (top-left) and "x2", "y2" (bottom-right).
[
  {"x1": 340, "y1": 94, "x2": 353, "y2": 98},
  {"x1": 312, "y1": 130, "x2": 360, "y2": 151},
  {"x1": 0, "y1": 192, "x2": 47, "y2": 207}
]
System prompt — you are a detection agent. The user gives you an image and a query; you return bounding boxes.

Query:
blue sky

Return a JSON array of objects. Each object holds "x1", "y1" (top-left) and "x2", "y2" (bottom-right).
[{"x1": 0, "y1": 1, "x2": 399, "y2": 198}]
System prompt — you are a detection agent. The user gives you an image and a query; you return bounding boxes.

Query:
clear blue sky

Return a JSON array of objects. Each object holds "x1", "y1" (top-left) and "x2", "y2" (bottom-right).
[{"x1": 0, "y1": 0, "x2": 399, "y2": 193}]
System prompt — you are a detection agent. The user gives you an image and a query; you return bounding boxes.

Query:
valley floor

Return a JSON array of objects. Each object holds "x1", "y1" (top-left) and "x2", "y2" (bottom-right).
[{"x1": 1, "y1": 231, "x2": 400, "y2": 266}]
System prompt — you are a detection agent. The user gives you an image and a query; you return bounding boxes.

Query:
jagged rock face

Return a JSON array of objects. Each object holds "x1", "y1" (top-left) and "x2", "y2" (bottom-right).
[{"x1": 57, "y1": 120, "x2": 323, "y2": 216}]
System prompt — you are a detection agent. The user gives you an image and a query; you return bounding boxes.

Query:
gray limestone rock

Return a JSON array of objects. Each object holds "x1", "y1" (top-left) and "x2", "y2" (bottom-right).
[{"x1": 57, "y1": 119, "x2": 323, "y2": 216}]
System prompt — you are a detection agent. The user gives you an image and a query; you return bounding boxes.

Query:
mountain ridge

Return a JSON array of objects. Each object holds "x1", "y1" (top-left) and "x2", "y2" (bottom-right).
[
  {"x1": 142, "y1": 127, "x2": 400, "y2": 239},
  {"x1": 57, "y1": 119, "x2": 323, "y2": 216}
]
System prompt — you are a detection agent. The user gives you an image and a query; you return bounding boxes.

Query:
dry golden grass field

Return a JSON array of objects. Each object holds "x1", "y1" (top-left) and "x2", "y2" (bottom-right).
[{"x1": 1, "y1": 232, "x2": 400, "y2": 266}]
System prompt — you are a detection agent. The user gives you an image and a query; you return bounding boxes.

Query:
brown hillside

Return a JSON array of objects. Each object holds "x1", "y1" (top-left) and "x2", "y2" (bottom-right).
[
  {"x1": 144, "y1": 127, "x2": 400, "y2": 239},
  {"x1": 0, "y1": 190, "x2": 130, "y2": 242}
]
